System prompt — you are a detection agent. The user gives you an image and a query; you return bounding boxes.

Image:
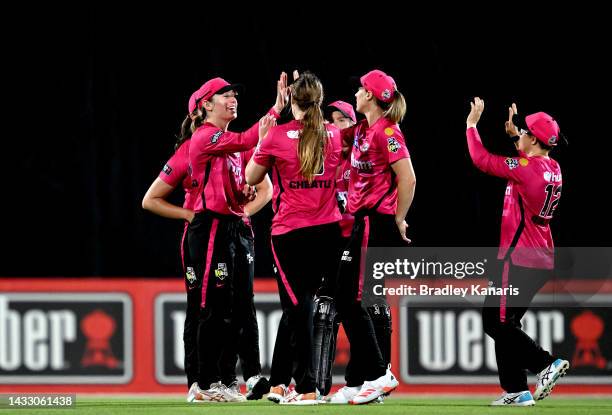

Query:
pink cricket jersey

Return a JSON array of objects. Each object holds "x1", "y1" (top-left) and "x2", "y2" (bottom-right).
[
  {"x1": 189, "y1": 109, "x2": 278, "y2": 215},
  {"x1": 158, "y1": 139, "x2": 197, "y2": 209},
  {"x1": 341, "y1": 117, "x2": 410, "y2": 215},
  {"x1": 467, "y1": 127, "x2": 562, "y2": 269},
  {"x1": 252, "y1": 120, "x2": 342, "y2": 235}
]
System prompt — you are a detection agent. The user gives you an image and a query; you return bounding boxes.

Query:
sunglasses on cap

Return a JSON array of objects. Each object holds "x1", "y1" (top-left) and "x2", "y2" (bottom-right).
[{"x1": 511, "y1": 128, "x2": 532, "y2": 143}]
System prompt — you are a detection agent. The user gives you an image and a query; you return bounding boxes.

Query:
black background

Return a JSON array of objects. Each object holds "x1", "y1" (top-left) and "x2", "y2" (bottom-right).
[{"x1": 3, "y1": 6, "x2": 610, "y2": 277}]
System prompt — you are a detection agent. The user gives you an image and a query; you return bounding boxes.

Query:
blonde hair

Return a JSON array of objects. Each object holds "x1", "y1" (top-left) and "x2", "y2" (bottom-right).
[
  {"x1": 379, "y1": 90, "x2": 406, "y2": 124},
  {"x1": 291, "y1": 72, "x2": 327, "y2": 182}
]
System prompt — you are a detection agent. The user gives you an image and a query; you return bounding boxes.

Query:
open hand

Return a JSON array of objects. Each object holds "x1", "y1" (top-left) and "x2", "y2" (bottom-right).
[
  {"x1": 274, "y1": 72, "x2": 289, "y2": 113},
  {"x1": 505, "y1": 103, "x2": 519, "y2": 137},
  {"x1": 259, "y1": 114, "x2": 277, "y2": 140},
  {"x1": 466, "y1": 97, "x2": 484, "y2": 128}
]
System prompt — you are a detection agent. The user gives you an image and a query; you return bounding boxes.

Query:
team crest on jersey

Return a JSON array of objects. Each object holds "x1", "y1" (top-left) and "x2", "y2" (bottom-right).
[
  {"x1": 387, "y1": 137, "x2": 401, "y2": 153},
  {"x1": 382, "y1": 89, "x2": 391, "y2": 100},
  {"x1": 287, "y1": 130, "x2": 300, "y2": 139},
  {"x1": 214, "y1": 263, "x2": 228, "y2": 280},
  {"x1": 162, "y1": 164, "x2": 173, "y2": 175},
  {"x1": 505, "y1": 158, "x2": 519, "y2": 170},
  {"x1": 185, "y1": 266, "x2": 196, "y2": 284},
  {"x1": 211, "y1": 130, "x2": 223, "y2": 144}
]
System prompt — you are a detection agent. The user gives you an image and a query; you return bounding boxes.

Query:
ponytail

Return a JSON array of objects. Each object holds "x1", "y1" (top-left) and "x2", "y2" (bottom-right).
[
  {"x1": 298, "y1": 103, "x2": 327, "y2": 181},
  {"x1": 291, "y1": 71, "x2": 327, "y2": 182},
  {"x1": 377, "y1": 90, "x2": 407, "y2": 124},
  {"x1": 175, "y1": 109, "x2": 205, "y2": 151}
]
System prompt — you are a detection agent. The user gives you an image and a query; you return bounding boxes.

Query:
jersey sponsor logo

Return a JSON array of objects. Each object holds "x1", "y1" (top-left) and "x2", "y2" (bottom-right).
[
  {"x1": 341, "y1": 250, "x2": 352, "y2": 262},
  {"x1": 387, "y1": 137, "x2": 401, "y2": 153},
  {"x1": 162, "y1": 164, "x2": 173, "y2": 175},
  {"x1": 519, "y1": 158, "x2": 529, "y2": 167},
  {"x1": 287, "y1": 130, "x2": 300, "y2": 139},
  {"x1": 185, "y1": 267, "x2": 196, "y2": 284},
  {"x1": 505, "y1": 158, "x2": 519, "y2": 170},
  {"x1": 543, "y1": 171, "x2": 562, "y2": 182},
  {"x1": 289, "y1": 180, "x2": 332, "y2": 189},
  {"x1": 351, "y1": 154, "x2": 374, "y2": 172},
  {"x1": 384, "y1": 127, "x2": 395, "y2": 136},
  {"x1": 210, "y1": 130, "x2": 223, "y2": 144},
  {"x1": 214, "y1": 263, "x2": 228, "y2": 280}
]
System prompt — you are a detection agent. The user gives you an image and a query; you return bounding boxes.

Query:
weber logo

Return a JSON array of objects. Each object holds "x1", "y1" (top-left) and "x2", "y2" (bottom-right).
[
  {"x1": 0, "y1": 293, "x2": 132, "y2": 384},
  {"x1": 155, "y1": 293, "x2": 349, "y2": 384},
  {"x1": 400, "y1": 295, "x2": 612, "y2": 384}
]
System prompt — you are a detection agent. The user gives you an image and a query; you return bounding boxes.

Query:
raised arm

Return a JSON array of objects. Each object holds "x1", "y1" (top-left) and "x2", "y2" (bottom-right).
[{"x1": 466, "y1": 97, "x2": 525, "y2": 181}]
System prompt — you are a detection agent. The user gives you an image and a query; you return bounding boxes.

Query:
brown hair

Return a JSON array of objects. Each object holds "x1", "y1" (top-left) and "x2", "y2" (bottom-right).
[
  {"x1": 175, "y1": 109, "x2": 205, "y2": 151},
  {"x1": 291, "y1": 72, "x2": 327, "y2": 181}
]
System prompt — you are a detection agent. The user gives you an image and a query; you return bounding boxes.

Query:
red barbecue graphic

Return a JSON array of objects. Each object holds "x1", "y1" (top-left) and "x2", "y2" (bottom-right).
[
  {"x1": 335, "y1": 325, "x2": 350, "y2": 366},
  {"x1": 570, "y1": 310, "x2": 607, "y2": 369},
  {"x1": 81, "y1": 310, "x2": 120, "y2": 368}
]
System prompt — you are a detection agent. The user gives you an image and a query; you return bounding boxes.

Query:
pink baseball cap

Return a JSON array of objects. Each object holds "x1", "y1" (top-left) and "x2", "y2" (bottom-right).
[
  {"x1": 187, "y1": 77, "x2": 243, "y2": 113},
  {"x1": 525, "y1": 112, "x2": 560, "y2": 146},
  {"x1": 360, "y1": 69, "x2": 396, "y2": 103},
  {"x1": 328, "y1": 100, "x2": 356, "y2": 123}
]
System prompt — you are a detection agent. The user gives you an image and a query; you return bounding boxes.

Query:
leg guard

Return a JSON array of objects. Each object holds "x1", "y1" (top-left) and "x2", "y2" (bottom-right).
[{"x1": 312, "y1": 295, "x2": 339, "y2": 396}]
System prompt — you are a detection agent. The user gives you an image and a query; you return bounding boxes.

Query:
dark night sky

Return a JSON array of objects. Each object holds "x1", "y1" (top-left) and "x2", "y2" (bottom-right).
[{"x1": 3, "y1": 6, "x2": 610, "y2": 277}]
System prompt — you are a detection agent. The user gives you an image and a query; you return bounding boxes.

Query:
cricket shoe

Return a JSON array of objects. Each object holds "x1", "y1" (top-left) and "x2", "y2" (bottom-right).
[
  {"x1": 186, "y1": 382, "x2": 206, "y2": 403},
  {"x1": 350, "y1": 365, "x2": 399, "y2": 405},
  {"x1": 198, "y1": 382, "x2": 245, "y2": 402},
  {"x1": 490, "y1": 390, "x2": 535, "y2": 406},
  {"x1": 326, "y1": 385, "x2": 361, "y2": 404},
  {"x1": 245, "y1": 375, "x2": 270, "y2": 400},
  {"x1": 225, "y1": 381, "x2": 247, "y2": 402},
  {"x1": 534, "y1": 359, "x2": 570, "y2": 401},
  {"x1": 267, "y1": 384, "x2": 289, "y2": 404},
  {"x1": 280, "y1": 388, "x2": 320, "y2": 405}
]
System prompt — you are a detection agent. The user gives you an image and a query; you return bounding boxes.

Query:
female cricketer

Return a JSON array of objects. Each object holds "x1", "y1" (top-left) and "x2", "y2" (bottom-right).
[
  {"x1": 142, "y1": 87, "x2": 273, "y2": 402},
  {"x1": 246, "y1": 71, "x2": 344, "y2": 405},
  {"x1": 186, "y1": 74, "x2": 285, "y2": 401},
  {"x1": 466, "y1": 97, "x2": 569, "y2": 406}
]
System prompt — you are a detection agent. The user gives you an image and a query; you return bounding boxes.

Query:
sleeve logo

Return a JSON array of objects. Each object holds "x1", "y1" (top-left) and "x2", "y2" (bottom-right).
[
  {"x1": 387, "y1": 137, "x2": 401, "y2": 153},
  {"x1": 505, "y1": 158, "x2": 519, "y2": 170},
  {"x1": 162, "y1": 164, "x2": 173, "y2": 175},
  {"x1": 211, "y1": 130, "x2": 223, "y2": 144}
]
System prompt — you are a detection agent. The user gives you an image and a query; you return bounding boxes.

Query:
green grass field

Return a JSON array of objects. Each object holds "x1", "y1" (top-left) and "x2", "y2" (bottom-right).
[{"x1": 3, "y1": 397, "x2": 611, "y2": 415}]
